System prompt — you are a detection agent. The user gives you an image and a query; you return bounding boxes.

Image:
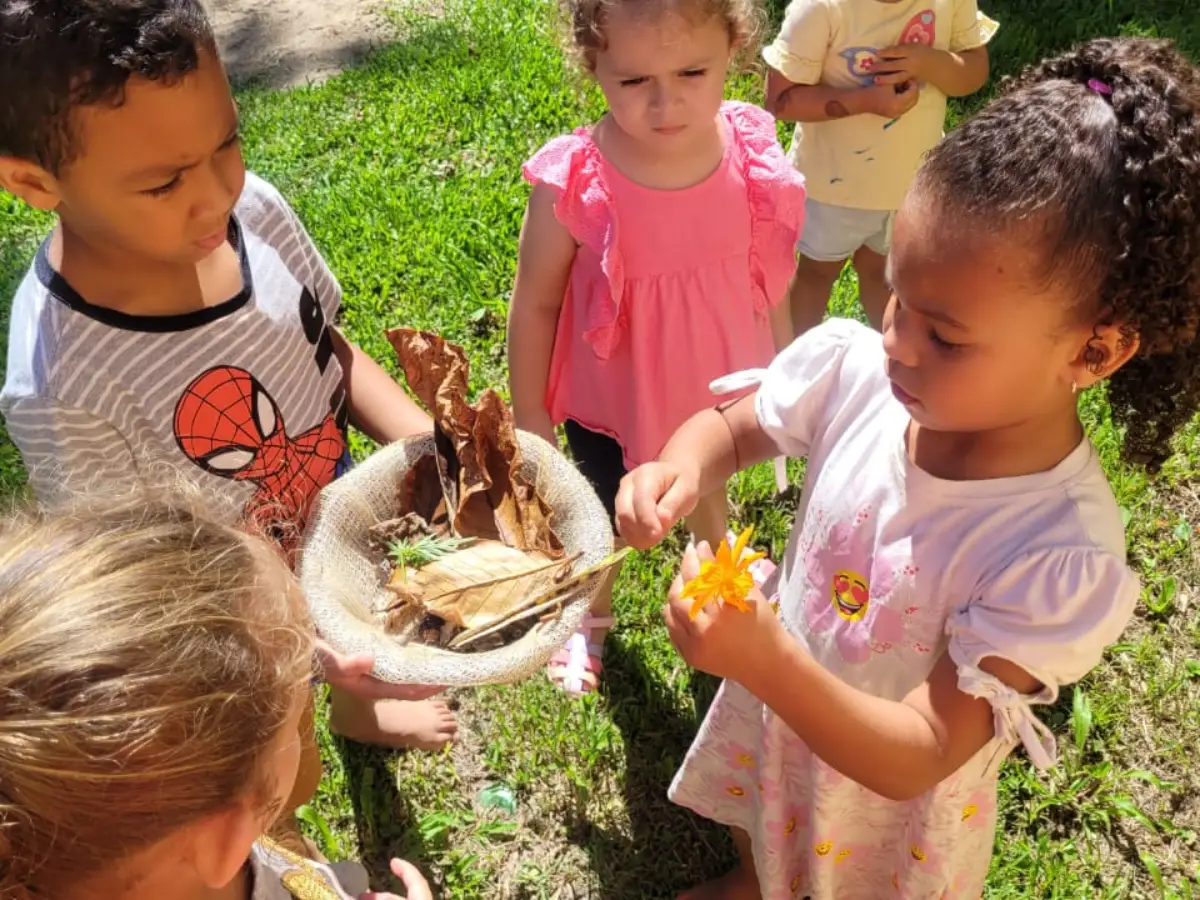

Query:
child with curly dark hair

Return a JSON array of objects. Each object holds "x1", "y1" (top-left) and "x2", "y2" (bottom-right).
[{"x1": 617, "y1": 36, "x2": 1199, "y2": 899}]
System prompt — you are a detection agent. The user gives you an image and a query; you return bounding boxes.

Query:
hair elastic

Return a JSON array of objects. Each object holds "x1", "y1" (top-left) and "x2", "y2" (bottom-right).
[{"x1": 1087, "y1": 78, "x2": 1113, "y2": 96}]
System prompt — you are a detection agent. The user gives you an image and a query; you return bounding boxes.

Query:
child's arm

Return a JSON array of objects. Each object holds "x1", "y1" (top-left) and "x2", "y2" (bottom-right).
[
  {"x1": 762, "y1": 0, "x2": 918, "y2": 123},
  {"x1": 665, "y1": 543, "x2": 1040, "y2": 801},
  {"x1": 619, "y1": 320, "x2": 857, "y2": 546},
  {"x1": 332, "y1": 330, "x2": 433, "y2": 443},
  {"x1": 616, "y1": 395, "x2": 777, "y2": 547},
  {"x1": 765, "y1": 68, "x2": 918, "y2": 123},
  {"x1": 769, "y1": 300, "x2": 793, "y2": 351},
  {"x1": 876, "y1": 2, "x2": 996, "y2": 98},
  {"x1": 741, "y1": 627, "x2": 1031, "y2": 800},
  {"x1": 507, "y1": 183, "x2": 577, "y2": 445},
  {"x1": 873, "y1": 45, "x2": 990, "y2": 98}
]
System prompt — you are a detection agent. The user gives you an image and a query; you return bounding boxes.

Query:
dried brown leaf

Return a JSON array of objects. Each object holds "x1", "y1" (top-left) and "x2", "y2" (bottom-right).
[
  {"x1": 386, "y1": 327, "x2": 563, "y2": 557},
  {"x1": 472, "y1": 390, "x2": 559, "y2": 553},
  {"x1": 388, "y1": 329, "x2": 473, "y2": 425},
  {"x1": 386, "y1": 539, "x2": 572, "y2": 631},
  {"x1": 385, "y1": 600, "x2": 423, "y2": 636},
  {"x1": 449, "y1": 547, "x2": 629, "y2": 649},
  {"x1": 388, "y1": 330, "x2": 474, "y2": 522},
  {"x1": 397, "y1": 454, "x2": 446, "y2": 528}
]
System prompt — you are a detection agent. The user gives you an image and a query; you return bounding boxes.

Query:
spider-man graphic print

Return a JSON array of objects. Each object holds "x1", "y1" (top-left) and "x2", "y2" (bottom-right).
[{"x1": 174, "y1": 366, "x2": 350, "y2": 549}]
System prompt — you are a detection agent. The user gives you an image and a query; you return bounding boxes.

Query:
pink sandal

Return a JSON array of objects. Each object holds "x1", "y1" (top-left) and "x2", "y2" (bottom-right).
[{"x1": 548, "y1": 614, "x2": 615, "y2": 697}]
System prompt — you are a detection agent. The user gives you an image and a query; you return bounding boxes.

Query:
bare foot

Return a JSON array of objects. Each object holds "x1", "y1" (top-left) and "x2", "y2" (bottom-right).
[
  {"x1": 678, "y1": 864, "x2": 760, "y2": 900},
  {"x1": 329, "y1": 692, "x2": 458, "y2": 751}
]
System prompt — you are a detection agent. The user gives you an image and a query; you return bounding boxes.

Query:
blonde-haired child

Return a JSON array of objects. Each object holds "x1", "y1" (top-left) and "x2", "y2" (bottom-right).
[
  {"x1": 508, "y1": 0, "x2": 806, "y2": 695},
  {"x1": 0, "y1": 495, "x2": 430, "y2": 900}
]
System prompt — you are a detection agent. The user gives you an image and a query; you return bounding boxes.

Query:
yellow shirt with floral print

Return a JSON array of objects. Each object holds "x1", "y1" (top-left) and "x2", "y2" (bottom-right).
[{"x1": 764, "y1": 0, "x2": 999, "y2": 210}]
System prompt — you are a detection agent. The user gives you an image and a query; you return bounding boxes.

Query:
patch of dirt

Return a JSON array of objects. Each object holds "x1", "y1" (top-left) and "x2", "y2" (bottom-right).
[{"x1": 205, "y1": 0, "x2": 398, "y2": 88}]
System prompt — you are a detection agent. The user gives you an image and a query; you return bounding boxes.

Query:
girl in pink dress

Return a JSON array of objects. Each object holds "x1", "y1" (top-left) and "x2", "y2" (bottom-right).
[{"x1": 507, "y1": 0, "x2": 806, "y2": 695}]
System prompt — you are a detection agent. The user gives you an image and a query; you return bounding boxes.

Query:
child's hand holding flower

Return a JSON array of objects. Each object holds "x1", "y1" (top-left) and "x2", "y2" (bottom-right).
[{"x1": 663, "y1": 535, "x2": 787, "y2": 685}]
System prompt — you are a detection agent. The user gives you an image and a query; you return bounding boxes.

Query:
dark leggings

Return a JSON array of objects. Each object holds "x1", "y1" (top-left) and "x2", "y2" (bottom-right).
[{"x1": 564, "y1": 420, "x2": 627, "y2": 523}]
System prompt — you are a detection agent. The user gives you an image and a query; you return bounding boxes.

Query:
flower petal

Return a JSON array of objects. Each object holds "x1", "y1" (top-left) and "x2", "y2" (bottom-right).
[
  {"x1": 738, "y1": 550, "x2": 767, "y2": 569},
  {"x1": 731, "y1": 526, "x2": 753, "y2": 562},
  {"x1": 724, "y1": 594, "x2": 752, "y2": 613},
  {"x1": 681, "y1": 561, "x2": 716, "y2": 597}
]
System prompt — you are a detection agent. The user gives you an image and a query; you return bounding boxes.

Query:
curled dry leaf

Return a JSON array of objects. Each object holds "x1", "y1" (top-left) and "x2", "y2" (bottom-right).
[
  {"x1": 386, "y1": 539, "x2": 575, "y2": 631},
  {"x1": 387, "y1": 328, "x2": 562, "y2": 558},
  {"x1": 367, "y1": 512, "x2": 435, "y2": 552},
  {"x1": 396, "y1": 455, "x2": 446, "y2": 531},
  {"x1": 473, "y1": 390, "x2": 560, "y2": 552}
]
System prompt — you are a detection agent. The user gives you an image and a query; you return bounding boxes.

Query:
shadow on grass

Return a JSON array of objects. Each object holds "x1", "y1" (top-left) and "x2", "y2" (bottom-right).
[
  {"x1": 556, "y1": 535, "x2": 749, "y2": 900},
  {"x1": 562, "y1": 481, "x2": 804, "y2": 896},
  {"x1": 589, "y1": 637, "x2": 736, "y2": 899},
  {"x1": 331, "y1": 736, "x2": 429, "y2": 890}
]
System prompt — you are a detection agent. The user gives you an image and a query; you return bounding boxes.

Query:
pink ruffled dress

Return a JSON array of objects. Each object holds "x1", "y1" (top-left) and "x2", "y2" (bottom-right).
[{"x1": 523, "y1": 101, "x2": 807, "y2": 468}]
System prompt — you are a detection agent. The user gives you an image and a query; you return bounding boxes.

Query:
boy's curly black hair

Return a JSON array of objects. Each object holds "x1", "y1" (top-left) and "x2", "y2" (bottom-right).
[
  {"x1": 913, "y1": 37, "x2": 1200, "y2": 473},
  {"x1": 0, "y1": 0, "x2": 216, "y2": 173}
]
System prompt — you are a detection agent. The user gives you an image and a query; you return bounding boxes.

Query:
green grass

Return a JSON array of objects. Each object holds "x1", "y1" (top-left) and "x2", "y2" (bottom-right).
[{"x1": 2, "y1": 0, "x2": 1200, "y2": 896}]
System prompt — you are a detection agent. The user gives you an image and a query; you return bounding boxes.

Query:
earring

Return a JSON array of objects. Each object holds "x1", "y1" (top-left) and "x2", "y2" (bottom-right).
[{"x1": 1071, "y1": 381, "x2": 1079, "y2": 396}]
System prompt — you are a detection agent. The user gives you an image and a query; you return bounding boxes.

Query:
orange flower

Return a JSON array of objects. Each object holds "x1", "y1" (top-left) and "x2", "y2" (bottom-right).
[{"x1": 680, "y1": 527, "x2": 766, "y2": 620}]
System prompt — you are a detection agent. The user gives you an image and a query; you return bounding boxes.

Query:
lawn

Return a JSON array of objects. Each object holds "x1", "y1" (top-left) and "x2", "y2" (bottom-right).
[{"x1": 2, "y1": 0, "x2": 1199, "y2": 897}]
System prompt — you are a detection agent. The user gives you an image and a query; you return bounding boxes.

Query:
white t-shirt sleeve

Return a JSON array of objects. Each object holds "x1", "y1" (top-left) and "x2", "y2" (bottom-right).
[
  {"x1": 762, "y1": 0, "x2": 833, "y2": 85},
  {"x1": 4, "y1": 397, "x2": 138, "y2": 506},
  {"x1": 947, "y1": 549, "x2": 1139, "y2": 767},
  {"x1": 754, "y1": 318, "x2": 867, "y2": 458}
]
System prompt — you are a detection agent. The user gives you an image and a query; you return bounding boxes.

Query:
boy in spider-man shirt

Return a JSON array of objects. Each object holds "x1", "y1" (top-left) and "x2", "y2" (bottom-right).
[{"x1": 0, "y1": 0, "x2": 457, "y2": 777}]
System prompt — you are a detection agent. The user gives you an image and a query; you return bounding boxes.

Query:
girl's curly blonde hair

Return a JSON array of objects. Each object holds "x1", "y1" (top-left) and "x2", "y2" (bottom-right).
[
  {"x1": 0, "y1": 492, "x2": 314, "y2": 898},
  {"x1": 562, "y1": 0, "x2": 765, "y2": 69}
]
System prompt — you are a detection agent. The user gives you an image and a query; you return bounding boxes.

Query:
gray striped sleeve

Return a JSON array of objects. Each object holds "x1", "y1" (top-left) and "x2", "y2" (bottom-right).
[
  {"x1": 241, "y1": 173, "x2": 342, "y2": 323},
  {"x1": 4, "y1": 397, "x2": 139, "y2": 507}
]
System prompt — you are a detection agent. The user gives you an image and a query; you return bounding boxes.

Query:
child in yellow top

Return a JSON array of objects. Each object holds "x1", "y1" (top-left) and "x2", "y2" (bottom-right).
[{"x1": 764, "y1": 0, "x2": 997, "y2": 332}]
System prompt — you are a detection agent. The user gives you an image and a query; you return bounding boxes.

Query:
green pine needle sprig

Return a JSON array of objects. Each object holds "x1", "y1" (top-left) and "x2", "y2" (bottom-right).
[{"x1": 388, "y1": 534, "x2": 475, "y2": 573}]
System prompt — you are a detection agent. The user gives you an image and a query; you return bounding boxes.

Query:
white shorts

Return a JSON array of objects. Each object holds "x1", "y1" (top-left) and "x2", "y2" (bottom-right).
[{"x1": 797, "y1": 198, "x2": 895, "y2": 262}]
